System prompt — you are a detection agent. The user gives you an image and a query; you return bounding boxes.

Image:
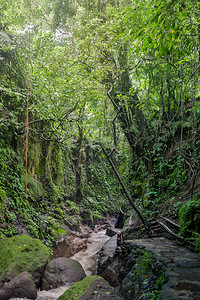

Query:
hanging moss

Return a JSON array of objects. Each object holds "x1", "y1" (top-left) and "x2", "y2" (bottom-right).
[{"x1": 51, "y1": 144, "x2": 64, "y2": 184}]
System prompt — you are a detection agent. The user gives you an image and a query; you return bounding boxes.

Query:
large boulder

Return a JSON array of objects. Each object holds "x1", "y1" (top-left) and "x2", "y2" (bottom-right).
[
  {"x1": 53, "y1": 225, "x2": 90, "y2": 259},
  {"x1": 41, "y1": 257, "x2": 86, "y2": 290},
  {"x1": 0, "y1": 235, "x2": 50, "y2": 287},
  {"x1": 57, "y1": 275, "x2": 123, "y2": 300},
  {"x1": 106, "y1": 227, "x2": 118, "y2": 237},
  {"x1": 0, "y1": 271, "x2": 37, "y2": 300},
  {"x1": 97, "y1": 235, "x2": 117, "y2": 276},
  {"x1": 53, "y1": 239, "x2": 74, "y2": 258},
  {"x1": 68, "y1": 235, "x2": 88, "y2": 254}
]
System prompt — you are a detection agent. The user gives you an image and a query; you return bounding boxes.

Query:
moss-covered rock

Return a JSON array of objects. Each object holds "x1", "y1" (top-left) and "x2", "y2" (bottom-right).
[
  {"x1": 0, "y1": 235, "x2": 50, "y2": 286},
  {"x1": 57, "y1": 275, "x2": 123, "y2": 300}
]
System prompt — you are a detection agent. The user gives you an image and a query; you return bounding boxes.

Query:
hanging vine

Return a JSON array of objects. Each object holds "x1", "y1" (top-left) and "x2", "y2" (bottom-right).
[{"x1": 25, "y1": 0, "x2": 33, "y2": 219}]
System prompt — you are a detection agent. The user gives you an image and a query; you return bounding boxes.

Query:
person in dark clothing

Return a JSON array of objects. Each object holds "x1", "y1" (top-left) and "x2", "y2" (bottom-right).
[{"x1": 117, "y1": 231, "x2": 123, "y2": 247}]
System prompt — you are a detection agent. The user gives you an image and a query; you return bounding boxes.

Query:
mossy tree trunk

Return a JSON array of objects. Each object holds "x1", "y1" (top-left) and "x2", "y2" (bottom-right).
[
  {"x1": 107, "y1": 44, "x2": 149, "y2": 166},
  {"x1": 72, "y1": 125, "x2": 84, "y2": 202}
]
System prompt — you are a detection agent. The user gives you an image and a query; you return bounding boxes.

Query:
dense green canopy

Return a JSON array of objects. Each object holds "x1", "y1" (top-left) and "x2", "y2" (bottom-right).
[{"x1": 0, "y1": 0, "x2": 200, "y2": 249}]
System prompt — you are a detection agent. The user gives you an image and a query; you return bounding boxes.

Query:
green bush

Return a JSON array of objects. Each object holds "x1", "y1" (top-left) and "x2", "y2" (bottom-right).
[
  {"x1": 0, "y1": 143, "x2": 26, "y2": 215},
  {"x1": 179, "y1": 194, "x2": 200, "y2": 237},
  {"x1": 179, "y1": 195, "x2": 200, "y2": 253}
]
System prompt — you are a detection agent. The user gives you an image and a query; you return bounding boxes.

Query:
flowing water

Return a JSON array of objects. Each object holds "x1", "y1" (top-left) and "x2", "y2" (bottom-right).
[
  {"x1": 11, "y1": 229, "x2": 110, "y2": 300},
  {"x1": 71, "y1": 229, "x2": 110, "y2": 276}
]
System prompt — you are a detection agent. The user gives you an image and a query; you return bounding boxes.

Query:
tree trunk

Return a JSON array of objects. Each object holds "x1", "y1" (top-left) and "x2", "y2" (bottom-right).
[
  {"x1": 101, "y1": 144, "x2": 149, "y2": 227},
  {"x1": 107, "y1": 44, "x2": 149, "y2": 159},
  {"x1": 72, "y1": 125, "x2": 83, "y2": 202}
]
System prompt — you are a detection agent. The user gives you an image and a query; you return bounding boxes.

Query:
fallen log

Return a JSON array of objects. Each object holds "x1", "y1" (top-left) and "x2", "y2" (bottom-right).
[
  {"x1": 120, "y1": 207, "x2": 133, "y2": 217},
  {"x1": 162, "y1": 217, "x2": 180, "y2": 228},
  {"x1": 158, "y1": 221, "x2": 184, "y2": 241},
  {"x1": 186, "y1": 237, "x2": 199, "y2": 241}
]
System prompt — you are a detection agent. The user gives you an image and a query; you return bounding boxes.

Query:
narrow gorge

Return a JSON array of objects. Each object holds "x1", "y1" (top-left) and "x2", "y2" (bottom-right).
[{"x1": 0, "y1": 0, "x2": 200, "y2": 299}]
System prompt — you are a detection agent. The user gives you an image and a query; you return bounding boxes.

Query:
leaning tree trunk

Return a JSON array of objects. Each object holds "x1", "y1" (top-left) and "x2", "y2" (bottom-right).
[{"x1": 101, "y1": 144, "x2": 149, "y2": 227}]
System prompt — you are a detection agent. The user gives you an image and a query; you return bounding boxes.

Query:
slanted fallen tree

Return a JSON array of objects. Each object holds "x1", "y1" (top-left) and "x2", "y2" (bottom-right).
[{"x1": 100, "y1": 144, "x2": 149, "y2": 228}]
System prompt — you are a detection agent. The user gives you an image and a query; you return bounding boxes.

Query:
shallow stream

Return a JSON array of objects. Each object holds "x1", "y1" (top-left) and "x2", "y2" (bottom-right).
[{"x1": 11, "y1": 229, "x2": 110, "y2": 300}]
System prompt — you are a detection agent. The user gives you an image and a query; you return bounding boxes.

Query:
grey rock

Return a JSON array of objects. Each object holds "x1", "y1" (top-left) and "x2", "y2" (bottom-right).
[
  {"x1": 0, "y1": 271, "x2": 37, "y2": 300},
  {"x1": 97, "y1": 237, "x2": 200, "y2": 299},
  {"x1": 41, "y1": 257, "x2": 86, "y2": 290},
  {"x1": 97, "y1": 235, "x2": 117, "y2": 274},
  {"x1": 106, "y1": 227, "x2": 118, "y2": 237}
]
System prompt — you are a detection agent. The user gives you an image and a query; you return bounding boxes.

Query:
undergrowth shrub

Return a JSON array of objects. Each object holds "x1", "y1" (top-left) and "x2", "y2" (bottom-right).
[
  {"x1": 179, "y1": 194, "x2": 200, "y2": 235},
  {"x1": 0, "y1": 142, "x2": 26, "y2": 215},
  {"x1": 179, "y1": 194, "x2": 200, "y2": 252}
]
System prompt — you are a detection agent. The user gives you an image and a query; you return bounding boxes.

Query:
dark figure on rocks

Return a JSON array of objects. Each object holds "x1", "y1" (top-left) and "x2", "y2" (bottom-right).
[{"x1": 117, "y1": 231, "x2": 123, "y2": 247}]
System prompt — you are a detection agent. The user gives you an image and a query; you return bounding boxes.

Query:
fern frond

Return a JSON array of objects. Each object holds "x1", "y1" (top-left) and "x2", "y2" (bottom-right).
[{"x1": 0, "y1": 31, "x2": 12, "y2": 47}]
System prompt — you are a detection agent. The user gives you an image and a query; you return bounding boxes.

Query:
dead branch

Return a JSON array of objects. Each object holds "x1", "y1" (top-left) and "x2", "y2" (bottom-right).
[
  {"x1": 158, "y1": 221, "x2": 184, "y2": 241},
  {"x1": 120, "y1": 207, "x2": 133, "y2": 217},
  {"x1": 162, "y1": 217, "x2": 180, "y2": 228}
]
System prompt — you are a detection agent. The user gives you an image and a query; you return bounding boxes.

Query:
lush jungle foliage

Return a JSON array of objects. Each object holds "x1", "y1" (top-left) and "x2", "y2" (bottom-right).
[{"x1": 0, "y1": 0, "x2": 200, "y2": 248}]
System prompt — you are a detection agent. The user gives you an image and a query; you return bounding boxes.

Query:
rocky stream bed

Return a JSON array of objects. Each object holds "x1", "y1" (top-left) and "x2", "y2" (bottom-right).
[{"x1": 0, "y1": 222, "x2": 200, "y2": 299}]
